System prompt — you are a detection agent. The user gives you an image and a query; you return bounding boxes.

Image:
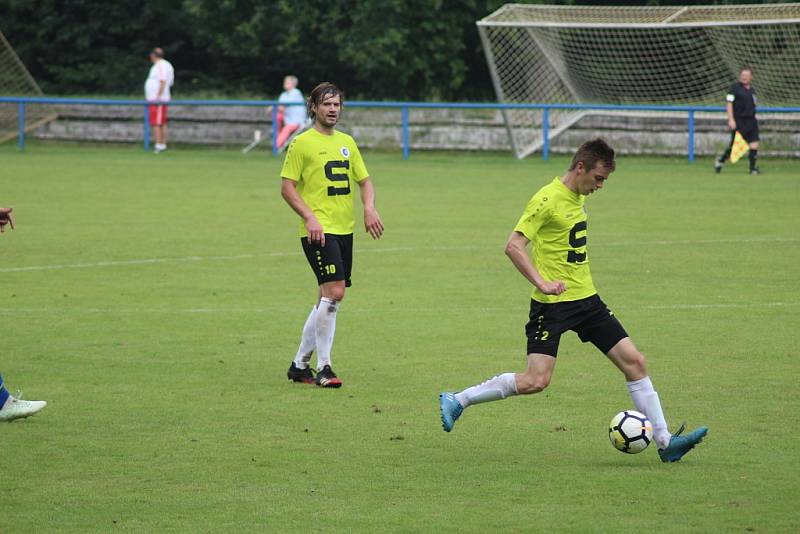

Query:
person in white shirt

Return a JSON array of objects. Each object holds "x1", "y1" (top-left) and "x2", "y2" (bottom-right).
[
  {"x1": 144, "y1": 47, "x2": 175, "y2": 153},
  {"x1": 276, "y1": 75, "x2": 307, "y2": 149}
]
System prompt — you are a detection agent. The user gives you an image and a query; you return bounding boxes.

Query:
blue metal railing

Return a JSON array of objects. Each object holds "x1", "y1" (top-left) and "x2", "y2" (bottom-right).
[{"x1": 2, "y1": 96, "x2": 799, "y2": 160}]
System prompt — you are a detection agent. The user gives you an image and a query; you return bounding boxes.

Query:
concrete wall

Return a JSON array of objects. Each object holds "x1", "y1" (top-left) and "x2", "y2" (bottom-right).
[{"x1": 26, "y1": 103, "x2": 800, "y2": 157}]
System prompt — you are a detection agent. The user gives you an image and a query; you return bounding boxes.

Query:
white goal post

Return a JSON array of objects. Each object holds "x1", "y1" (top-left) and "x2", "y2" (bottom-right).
[{"x1": 477, "y1": 3, "x2": 800, "y2": 158}]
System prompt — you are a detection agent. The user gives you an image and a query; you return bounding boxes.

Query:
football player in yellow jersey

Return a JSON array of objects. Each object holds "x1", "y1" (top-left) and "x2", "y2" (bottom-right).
[
  {"x1": 280, "y1": 82, "x2": 384, "y2": 388},
  {"x1": 439, "y1": 139, "x2": 708, "y2": 462}
]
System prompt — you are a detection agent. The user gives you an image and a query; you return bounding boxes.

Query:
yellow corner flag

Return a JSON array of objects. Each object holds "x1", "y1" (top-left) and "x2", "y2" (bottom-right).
[{"x1": 729, "y1": 131, "x2": 749, "y2": 163}]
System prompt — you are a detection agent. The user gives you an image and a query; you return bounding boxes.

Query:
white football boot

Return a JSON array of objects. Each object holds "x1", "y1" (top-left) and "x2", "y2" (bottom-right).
[{"x1": 0, "y1": 394, "x2": 47, "y2": 422}]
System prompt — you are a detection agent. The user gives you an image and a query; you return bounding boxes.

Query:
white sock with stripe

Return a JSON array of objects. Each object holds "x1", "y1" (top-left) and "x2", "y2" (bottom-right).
[
  {"x1": 315, "y1": 297, "x2": 339, "y2": 371},
  {"x1": 626, "y1": 376, "x2": 671, "y2": 449},
  {"x1": 455, "y1": 373, "x2": 518, "y2": 408},
  {"x1": 292, "y1": 305, "x2": 317, "y2": 370}
]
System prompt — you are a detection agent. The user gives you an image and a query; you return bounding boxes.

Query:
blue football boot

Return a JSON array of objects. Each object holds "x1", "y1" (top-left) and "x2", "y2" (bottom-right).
[
  {"x1": 439, "y1": 392, "x2": 464, "y2": 432},
  {"x1": 658, "y1": 423, "x2": 709, "y2": 462}
]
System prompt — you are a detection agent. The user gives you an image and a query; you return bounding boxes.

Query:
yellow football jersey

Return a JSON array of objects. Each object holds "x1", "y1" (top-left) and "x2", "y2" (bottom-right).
[
  {"x1": 514, "y1": 177, "x2": 597, "y2": 303},
  {"x1": 281, "y1": 128, "x2": 369, "y2": 236}
]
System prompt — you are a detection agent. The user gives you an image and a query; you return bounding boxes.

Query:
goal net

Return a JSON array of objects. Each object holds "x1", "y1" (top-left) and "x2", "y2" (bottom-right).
[
  {"x1": 477, "y1": 3, "x2": 800, "y2": 158},
  {"x1": 0, "y1": 30, "x2": 56, "y2": 143}
]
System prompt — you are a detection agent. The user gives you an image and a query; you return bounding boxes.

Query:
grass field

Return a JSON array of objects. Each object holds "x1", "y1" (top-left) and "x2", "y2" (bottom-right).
[{"x1": 1, "y1": 143, "x2": 798, "y2": 532}]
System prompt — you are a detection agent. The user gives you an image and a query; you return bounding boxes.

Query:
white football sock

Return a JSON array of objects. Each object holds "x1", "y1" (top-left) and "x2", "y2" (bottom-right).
[
  {"x1": 292, "y1": 305, "x2": 317, "y2": 370},
  {"x1": 315, "y1": 297, "x2": 339, "y2": 371},
  {"x1": 626, "y1": 376, "x2": 671, "y2": 449},
  {"x1": 455, "y1": 373, "x2": 518, "y2": 409}
]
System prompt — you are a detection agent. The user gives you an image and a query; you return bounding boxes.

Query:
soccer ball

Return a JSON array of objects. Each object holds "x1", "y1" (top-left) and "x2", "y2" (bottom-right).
[{"x1": 608, "y1": 410, "x2": 653, "y2": 454}]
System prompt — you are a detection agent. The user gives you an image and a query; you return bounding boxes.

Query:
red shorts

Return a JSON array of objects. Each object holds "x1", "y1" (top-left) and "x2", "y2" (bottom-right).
[{"x1": 148, "y1": 104, "x2": 168, "y2": 126}]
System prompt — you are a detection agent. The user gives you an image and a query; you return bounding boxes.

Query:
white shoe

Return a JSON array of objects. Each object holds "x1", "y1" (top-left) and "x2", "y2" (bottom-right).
[{"x1": 0, "y1": 396, "x2": 47, "y2": 422}]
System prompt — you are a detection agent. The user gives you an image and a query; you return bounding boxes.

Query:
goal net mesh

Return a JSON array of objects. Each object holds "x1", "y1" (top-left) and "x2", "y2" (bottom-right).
[
  {"x1": 0, "y1": 30, "x2": 55, "y2": 143},
  {"x1": 478, "y1": 4, "x2": 800, "y2": 158}
]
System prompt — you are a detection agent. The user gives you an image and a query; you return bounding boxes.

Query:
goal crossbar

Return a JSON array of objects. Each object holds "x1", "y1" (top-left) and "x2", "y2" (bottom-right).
[{"x1": 479, "y1": 19, "x2": 800, "y2": 29}]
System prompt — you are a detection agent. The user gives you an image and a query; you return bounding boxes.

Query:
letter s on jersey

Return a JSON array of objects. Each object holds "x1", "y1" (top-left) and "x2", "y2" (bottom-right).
[{"x1": 567, "y1": 221, "x2": 587, "y2": 263}]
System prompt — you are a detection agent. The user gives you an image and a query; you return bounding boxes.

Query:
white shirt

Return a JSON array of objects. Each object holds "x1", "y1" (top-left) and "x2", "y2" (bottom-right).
[
  {"x1": 145, "y1": 59, "x2": 174, "y2": 102},
  {"x1": 279, "y1": 88, "x2": 307, "y2": 125}
]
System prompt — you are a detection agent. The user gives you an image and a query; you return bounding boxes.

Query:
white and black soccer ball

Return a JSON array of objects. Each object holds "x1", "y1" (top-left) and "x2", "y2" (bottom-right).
[{"x1": 608, "y1": 410, "x2": 653, "y2": 454}]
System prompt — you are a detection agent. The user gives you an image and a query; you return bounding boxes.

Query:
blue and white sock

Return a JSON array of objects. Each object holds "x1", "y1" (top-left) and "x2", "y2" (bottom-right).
[
  {"x1": 455, "y1": 373, "x2": 518, "y2": 409},
  {"x1": 0, "y1": 375, "x2": 10, "y2": 409}
]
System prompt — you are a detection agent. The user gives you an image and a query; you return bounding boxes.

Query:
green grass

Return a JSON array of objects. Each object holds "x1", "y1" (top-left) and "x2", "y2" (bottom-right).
[{"x1": 1, "y1": 143, "x2": 799, "y2": 532}]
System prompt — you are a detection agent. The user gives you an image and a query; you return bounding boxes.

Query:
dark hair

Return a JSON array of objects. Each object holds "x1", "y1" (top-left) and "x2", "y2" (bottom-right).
[
  {"x1": 151, "y1": 47, "x2": 164, "y2": 58},
  {"x1": 569, "y1": 138, "x2": 616, "y2": 172},
  {"x1": 740, "y1": 66, "x2": 753, "y2": 74},
  {"x1": 307, "y1": 82, "x2": 343, "y2": 120}
]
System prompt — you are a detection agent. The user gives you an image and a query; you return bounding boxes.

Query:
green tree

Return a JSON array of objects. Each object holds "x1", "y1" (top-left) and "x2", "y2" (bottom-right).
[{"x1": 2, "y1": 0, "x2": 778, "y2": 100}]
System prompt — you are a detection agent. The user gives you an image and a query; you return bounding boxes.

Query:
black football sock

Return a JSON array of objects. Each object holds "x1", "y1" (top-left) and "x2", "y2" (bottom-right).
[{"x1": 749, "y1": 149, "x2": 758, "y2": 171}]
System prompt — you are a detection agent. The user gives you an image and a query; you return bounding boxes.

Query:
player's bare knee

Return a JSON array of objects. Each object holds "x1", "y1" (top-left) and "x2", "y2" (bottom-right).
[
  {"x1": 527, "y1": 378, "x2": 550, "y2": 394},
  {"x1": 517, "y1": 374, "x2": 550, "y2": 394},
  {"x1": 322, "y1": 282, "x2": 346, "y2": 301}
]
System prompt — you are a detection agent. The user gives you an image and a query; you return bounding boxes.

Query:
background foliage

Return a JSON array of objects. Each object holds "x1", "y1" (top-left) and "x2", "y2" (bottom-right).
[{"x1": 0, "y1": 0, "x2": 786, "y2": 100}]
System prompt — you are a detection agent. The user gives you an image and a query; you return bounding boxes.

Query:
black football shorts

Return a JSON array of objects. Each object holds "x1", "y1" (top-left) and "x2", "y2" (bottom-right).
[
  {"x1": 301, "y1": 233, "x2": 353, "y2": 287},
  {"x1": 525, "y1": 294, "x2": 628, "y2": 357},
  {"x1": 734, "y1": 117, "x2": 759, "y2": 143}
]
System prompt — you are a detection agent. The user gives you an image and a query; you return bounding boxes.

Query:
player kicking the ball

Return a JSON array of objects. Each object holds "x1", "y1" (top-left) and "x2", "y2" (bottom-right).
[
  {"x1": 280, "y1": 82, "x2": 384, "y2": 388},
  {"x1": 439, "y1": 139, "x2": 708, "y2": 462}
]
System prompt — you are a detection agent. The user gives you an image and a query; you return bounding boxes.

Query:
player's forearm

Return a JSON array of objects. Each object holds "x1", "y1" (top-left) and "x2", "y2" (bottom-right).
[
  {"x1": 358, "y1": 178, "x2": 376, "y2": 211},
  {"x1": 505, "y1": 239, "x2": 547, "y2": 289},
  {"x1": 726, "y1": 102, "x2": 734, "y2": 122},
  {"x1": 158, "y1": 80, "x2": 166, "y2": 98},
  {"x1": 280, "y1": 179, "x2": 316, "y2": 222}
]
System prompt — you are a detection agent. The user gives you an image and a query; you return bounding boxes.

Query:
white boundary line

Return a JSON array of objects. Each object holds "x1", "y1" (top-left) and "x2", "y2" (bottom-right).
[
  {"x1": 606, "y1": 237, "x2": 799, "y2": 247},
  {"x1": 0, "y1": 252, "x2": 286, "y2": 273},
  {"x1": 1, "y1": 302, "x2": 797, "y2": 315},
  {"x1": 0, "y1": 247, "x2": 417, "y2": 273},
  {"x1": 1, "y1": 237, "x2": 797, "y2": 273},
  {"x1": 633, "y1": 302, "x2": 798, "y2": 310}
]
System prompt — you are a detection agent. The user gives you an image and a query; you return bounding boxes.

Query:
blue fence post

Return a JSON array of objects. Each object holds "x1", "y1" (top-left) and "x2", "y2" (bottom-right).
[
  {"x1": 542, "y1": 107, "x2": 549, "y2": 161},
  {"x1": 687, "y1": 110, "x2": 695, "y2": 162},
  {"x1": 401, "y1": 107, "x2": 410, "y2": 160},
  {"x1": 272, "y1": 106, "x2": 279, "y2": 155},
  {"x1": 17, "y1": 102, "x2": 25, "y2": 150},
  {"x1": 143, "y1": 104, "x2": 151, "y2": 151}
]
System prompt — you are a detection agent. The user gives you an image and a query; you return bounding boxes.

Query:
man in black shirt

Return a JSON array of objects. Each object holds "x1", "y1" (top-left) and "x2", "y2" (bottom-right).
[{"x1": 715, "y1": 67, "x2": 760, "y2": 175}]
